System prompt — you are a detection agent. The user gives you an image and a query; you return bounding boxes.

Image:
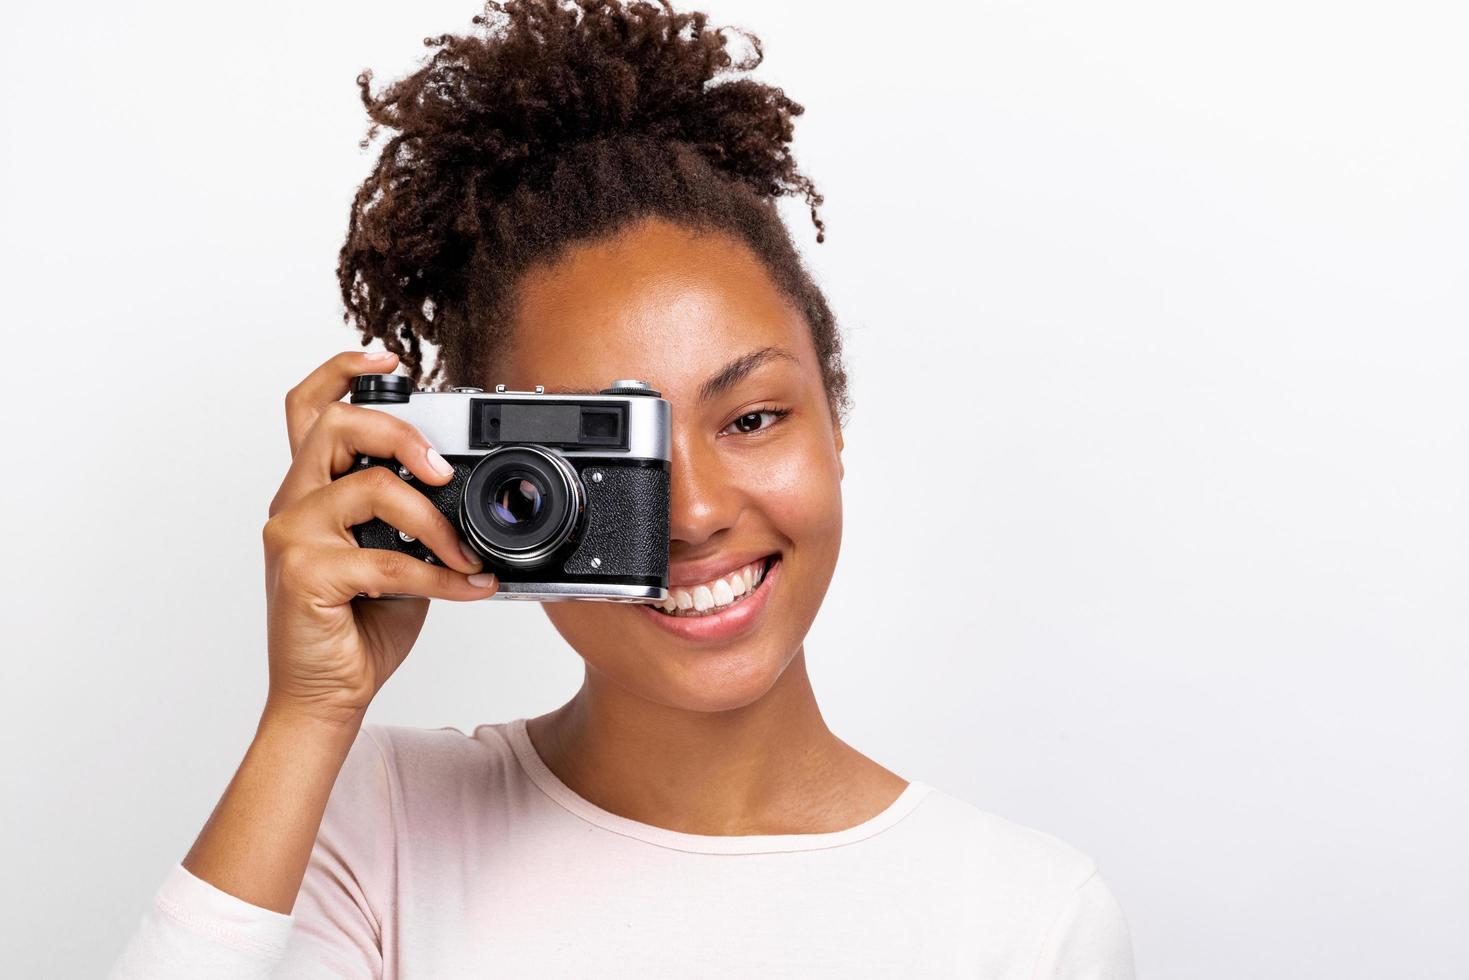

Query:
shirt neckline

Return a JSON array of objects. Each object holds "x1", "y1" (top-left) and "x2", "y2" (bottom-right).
[{"x1": 501, "y1": 716, "x2": 933, "y2": 855}]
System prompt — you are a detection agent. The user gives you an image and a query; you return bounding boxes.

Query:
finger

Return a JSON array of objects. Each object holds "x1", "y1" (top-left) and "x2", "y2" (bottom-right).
[
  {"x1": 284, "y1": 350, "x2": 399, "y2": 456},
  {"x1": 272, "y1": 401, "x2": 455, "y2": 513},
  {"x1": 292, "y1": 466, "x2": 483, "y2": 575},
  {"x1": 336, "y1": 547, "x2": 498, "y2": 604},
  {"x1": 276, "y1": 542, "x2": 497, "y2": 606},
  {"x1": 327, "y1": 466, "x2": 483, "y2": 574}
]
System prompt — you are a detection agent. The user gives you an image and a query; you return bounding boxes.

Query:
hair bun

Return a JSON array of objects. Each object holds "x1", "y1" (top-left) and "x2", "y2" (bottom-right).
[{"x1": 355, "y1": 0, "x2": 822, "y2": 226}]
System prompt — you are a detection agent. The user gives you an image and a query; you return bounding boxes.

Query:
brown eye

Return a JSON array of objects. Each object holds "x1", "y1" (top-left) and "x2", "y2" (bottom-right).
[
  {"x1": 734, "y1": 412, "x2": 764, "y2": 433},
  {"x1": 721, "y1": 408, "x2": 790, "y2": 437}
]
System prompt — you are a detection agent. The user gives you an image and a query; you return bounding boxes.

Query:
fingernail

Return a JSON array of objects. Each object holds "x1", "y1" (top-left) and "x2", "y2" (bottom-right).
[
  {"x1": 459, "y1": 539, "x2": 483, "y2": 568},
  {"x1": 426, "y1": 446, "x2": 454, "y2": 478},
  {"x1": 363, "y1": 350, "x2": 396, "y2": 362},
  {"x1": 468, "y1": 572, "x2": 497, "y2": 588}
]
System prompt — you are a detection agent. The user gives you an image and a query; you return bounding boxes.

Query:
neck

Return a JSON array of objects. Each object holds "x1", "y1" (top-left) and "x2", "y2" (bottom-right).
[{"x1": 526, "y1": 647, "x2": 871, "y2": 835}]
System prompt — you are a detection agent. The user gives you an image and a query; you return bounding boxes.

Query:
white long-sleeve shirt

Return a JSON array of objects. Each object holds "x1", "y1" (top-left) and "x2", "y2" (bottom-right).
[{"x1": 109, "y1": 719, "x2": 1136, "y2": 978}]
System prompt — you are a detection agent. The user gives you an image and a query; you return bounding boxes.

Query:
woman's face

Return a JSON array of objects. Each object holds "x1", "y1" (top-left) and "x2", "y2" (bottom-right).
[{"x1": 495, "y1": 217, "x2": 845, "y2": 713}]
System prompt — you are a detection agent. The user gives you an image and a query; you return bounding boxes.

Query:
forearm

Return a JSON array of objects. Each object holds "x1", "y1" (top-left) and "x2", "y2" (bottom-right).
[{"x1": 182, "y1": 700, "x2": 364, "y2": 914}]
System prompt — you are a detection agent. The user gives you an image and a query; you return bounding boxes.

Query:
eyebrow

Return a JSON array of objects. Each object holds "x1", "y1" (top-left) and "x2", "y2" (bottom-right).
[{"x1": 698, "y1": 346, "x2": 798, "y2": 403}]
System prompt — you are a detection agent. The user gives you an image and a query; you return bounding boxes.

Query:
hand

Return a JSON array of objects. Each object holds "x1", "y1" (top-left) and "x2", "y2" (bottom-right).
[{"x1": 261, "y1": 350, "x2": 498, "y2": 725}]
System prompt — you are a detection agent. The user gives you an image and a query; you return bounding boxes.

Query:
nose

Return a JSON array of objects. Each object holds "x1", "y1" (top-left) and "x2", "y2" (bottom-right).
[{"x1": 667, "y1": 429, "x2": 741, "y2": 550}]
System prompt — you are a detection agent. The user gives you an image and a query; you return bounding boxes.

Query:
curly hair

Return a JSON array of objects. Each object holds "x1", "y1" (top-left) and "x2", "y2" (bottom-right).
[{"x1": 336, "y1": 0, "x2": 849, "y2": 423}]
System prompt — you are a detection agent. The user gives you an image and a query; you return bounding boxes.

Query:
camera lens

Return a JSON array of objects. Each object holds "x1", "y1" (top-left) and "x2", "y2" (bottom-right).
[
  {"x1": 460, "y1": 446, "x2": 583, "y2": 567},
  {"x1": 491, "y1": 476, "x2": 545, "y2": 527}
]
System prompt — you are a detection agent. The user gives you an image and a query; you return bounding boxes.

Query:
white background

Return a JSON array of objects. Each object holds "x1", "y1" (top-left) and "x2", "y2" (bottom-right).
[{"x1": 2, "y1": 1, "x2": 1466, "y2": 976}]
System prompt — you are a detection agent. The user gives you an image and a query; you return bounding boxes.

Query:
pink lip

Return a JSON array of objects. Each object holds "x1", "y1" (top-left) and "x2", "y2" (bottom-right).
[{"x1": 638, "y1": 557, "x2": 781, "y2": 644}]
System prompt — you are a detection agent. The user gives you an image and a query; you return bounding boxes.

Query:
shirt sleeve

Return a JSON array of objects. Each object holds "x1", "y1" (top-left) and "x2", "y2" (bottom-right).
[
  {"x1": 106, "y1": 864, "x2": 293, "y2": 980},
  {"x1": 107, "y1": 727, "x2": 394, "y2": 979},
  {"x1": 1029, "y1": 866, "x2": 1137, "y2": 980}
]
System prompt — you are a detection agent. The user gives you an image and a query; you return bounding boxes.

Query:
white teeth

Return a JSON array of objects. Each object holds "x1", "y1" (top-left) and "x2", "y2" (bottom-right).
[{"x1": 654, "y1": 557, "x2": 775, "y2": 617}]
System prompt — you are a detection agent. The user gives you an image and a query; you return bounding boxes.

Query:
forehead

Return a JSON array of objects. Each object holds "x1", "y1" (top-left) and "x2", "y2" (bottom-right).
[{"x1": 501, "y1": 218, "x2": 812, "y2": 397}]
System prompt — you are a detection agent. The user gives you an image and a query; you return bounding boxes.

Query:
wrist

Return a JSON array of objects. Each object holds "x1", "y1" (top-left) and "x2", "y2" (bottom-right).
[{"x1": 258, "y1": 694, "x2": 366, "y2": 748}]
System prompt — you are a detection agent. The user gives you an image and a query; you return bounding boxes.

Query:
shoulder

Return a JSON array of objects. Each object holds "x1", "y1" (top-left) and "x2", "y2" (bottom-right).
[
  {"x1": 340, "y1": 719, "x2": 531, "y2": 819},
  {"x1": 359, "y1": 719, "x2": 518, "y2": 773},
  {"x1": 908, "y1": 785, "x2": 1100, "y2": 894}
]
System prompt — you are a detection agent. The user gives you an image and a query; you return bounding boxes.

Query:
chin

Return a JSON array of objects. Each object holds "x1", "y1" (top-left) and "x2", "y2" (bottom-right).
[
  {"x1": 544, "y1": 600, "x2": 806, "y2": 715},
  {"x1": 643, "y1": 639, "x2": 798, "y2": 713}
]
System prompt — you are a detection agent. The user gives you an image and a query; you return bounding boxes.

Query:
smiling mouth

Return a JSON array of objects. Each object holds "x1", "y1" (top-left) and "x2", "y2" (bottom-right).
[{"x1": 653, "y1": 555, "x2": 779, "y2": 617}]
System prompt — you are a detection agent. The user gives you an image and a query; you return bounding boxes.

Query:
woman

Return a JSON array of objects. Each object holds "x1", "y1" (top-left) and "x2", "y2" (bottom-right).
[{"x1": 111, "y1": 1, "x2": 1134, "y2": 976}]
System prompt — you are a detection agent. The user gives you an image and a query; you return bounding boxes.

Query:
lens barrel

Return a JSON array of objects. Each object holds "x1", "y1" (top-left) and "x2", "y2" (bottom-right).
[{"x1": 460, "y1": 446, "x2": 584, "y2": 567}]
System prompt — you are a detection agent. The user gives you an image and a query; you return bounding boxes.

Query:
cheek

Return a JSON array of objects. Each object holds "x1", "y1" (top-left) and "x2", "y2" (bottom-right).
[
  {"x1": 747, "y1": 434, "x2": 844, "y2": 556},
  {"x1": 540, "y1": 602, "x2": 616, "y2": 660}
]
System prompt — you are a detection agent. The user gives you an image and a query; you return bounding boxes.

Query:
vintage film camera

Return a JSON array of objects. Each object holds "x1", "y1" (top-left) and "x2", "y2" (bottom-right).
[{"x1": 342, "y1": 374, "x2": 670, "y2": 602}]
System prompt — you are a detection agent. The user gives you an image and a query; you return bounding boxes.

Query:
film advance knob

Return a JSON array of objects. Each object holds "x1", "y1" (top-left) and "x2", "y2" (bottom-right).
[{"x1": 600, "y1": 379, "x2": 661, "y2": 397}]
